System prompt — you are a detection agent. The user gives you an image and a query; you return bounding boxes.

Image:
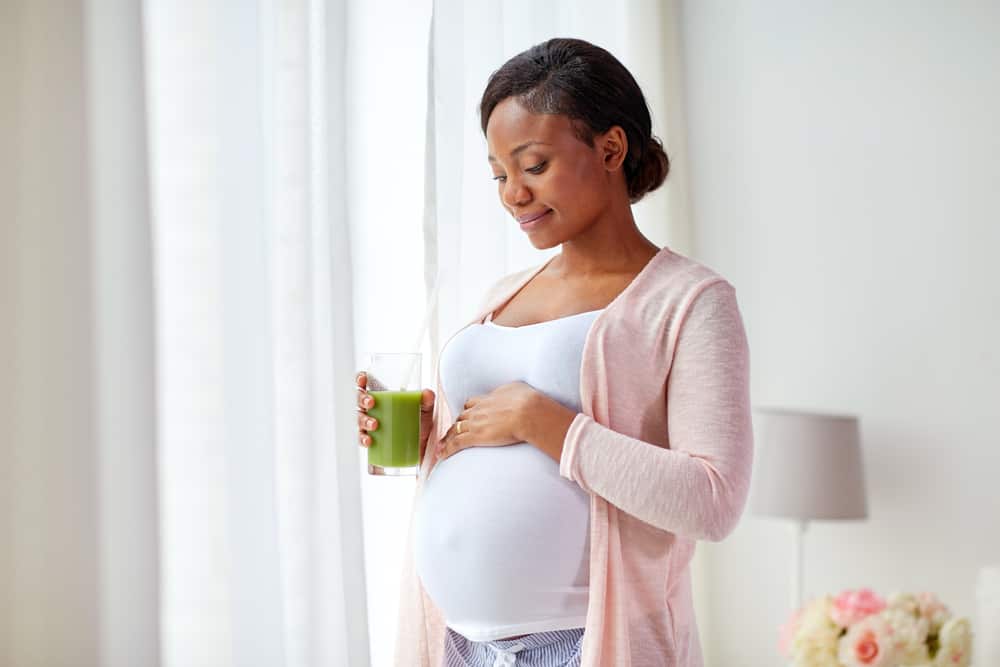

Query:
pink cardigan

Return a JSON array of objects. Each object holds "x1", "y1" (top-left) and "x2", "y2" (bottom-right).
[{"x1": 394, "y1": 247, "x2": 753, "y2": 666}]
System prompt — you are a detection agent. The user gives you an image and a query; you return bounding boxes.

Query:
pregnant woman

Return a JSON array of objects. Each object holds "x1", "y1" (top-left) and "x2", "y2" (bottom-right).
[{"x1": 356, "y1": 38, "x2": 753, "y2": 667}]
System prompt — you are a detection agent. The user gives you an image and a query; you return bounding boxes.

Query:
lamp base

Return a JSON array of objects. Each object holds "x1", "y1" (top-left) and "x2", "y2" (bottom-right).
[{"x1": 792, "y1": 520, "x2": 808, "y2": 611}]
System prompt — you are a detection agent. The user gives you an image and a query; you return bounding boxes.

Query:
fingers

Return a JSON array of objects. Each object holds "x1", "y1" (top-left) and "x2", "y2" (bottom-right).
[
  {"x1": 357, "y1": 410, "x2": 378, "y2": 432},
  {"x1": 356, "y1": 372, "x2": 373, "y2": 409},
  {"x1": 436, "y1": 424, "x2": 453, "y2": 458},
  {"x1": 421, "y1": 388, "x2": 436, "y2": 411},
  {"x1": 357, "y1": 388, "x2": 374, "y2": 410},
  {"x1": 356, "y1": 371, "x2": 374, "y2": 448},
  {"x1": 438, "y1": 434, "x2": 461, "y2": 460},
  {"x1": 357, "y1": 407, "x2": 375, "y2": 448},
  {"x1": 437, "y1": 420, "x2": 467, "y2": 459}
]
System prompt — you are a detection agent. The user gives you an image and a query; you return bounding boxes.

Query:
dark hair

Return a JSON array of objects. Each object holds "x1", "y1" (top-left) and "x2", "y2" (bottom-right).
[{"x1": 479, "y1": 38, "x2": 669, "y2": 204}]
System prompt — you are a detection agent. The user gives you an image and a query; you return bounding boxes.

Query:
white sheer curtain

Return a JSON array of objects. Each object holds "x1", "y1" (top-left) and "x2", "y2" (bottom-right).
[
  {"x1": 4, "y1": 0, "x2": 420, "y2": 664},
  {"x1": 344, "y1": 3, "x2": 433, "y2": 666},
  {"x1": 144, "y1": 1, "x2": 367, "y2": 666}
]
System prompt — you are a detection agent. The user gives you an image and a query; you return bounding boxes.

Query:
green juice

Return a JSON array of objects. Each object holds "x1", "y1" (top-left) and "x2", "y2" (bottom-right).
[{"x1": 367, "y1": 390, "x2": 422, "y2": 470}]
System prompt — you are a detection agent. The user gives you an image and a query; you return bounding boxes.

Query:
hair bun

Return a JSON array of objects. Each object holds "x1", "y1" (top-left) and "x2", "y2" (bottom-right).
[{"x1": 628, "y1": 136, "x2": 670, "y2": 203}]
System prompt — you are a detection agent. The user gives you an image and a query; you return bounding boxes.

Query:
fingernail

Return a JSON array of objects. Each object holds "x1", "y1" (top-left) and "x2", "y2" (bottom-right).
[
  {"x1": 365, "y1": 397, "x2": 373, "y2": 407},
  {"x1": 366, "y1": 418, "x2": 375, "y2": 429}
]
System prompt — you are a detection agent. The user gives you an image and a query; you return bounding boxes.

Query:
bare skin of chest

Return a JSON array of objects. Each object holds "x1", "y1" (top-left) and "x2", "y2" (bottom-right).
[{"x1": 490, "y1": 271, "x2": 638, "y2": 326}]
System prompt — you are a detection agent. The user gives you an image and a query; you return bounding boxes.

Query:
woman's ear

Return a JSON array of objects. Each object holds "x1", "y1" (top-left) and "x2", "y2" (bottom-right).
[{"x1": 599, "y1": 126, "x2": 628, "y2": 172}]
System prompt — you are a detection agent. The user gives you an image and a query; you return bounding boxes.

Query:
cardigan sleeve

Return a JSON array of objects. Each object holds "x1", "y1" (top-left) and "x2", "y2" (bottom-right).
[{"x1": 559, "y1": 281, "x2": 754, "y2": 542}]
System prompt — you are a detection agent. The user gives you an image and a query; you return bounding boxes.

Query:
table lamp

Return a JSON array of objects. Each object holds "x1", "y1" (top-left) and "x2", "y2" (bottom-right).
[{"x1": 750, "y1": 408, "x2": 868, "y2": 611}]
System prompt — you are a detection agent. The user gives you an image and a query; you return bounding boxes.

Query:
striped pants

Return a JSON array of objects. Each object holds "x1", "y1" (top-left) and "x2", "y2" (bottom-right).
[{"x1": 442, "y1": 627, "x2": 585, "y2": 667}]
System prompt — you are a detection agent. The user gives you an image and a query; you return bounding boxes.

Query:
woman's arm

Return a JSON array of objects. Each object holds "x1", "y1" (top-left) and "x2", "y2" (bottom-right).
[
  {"x1": 535, "y1": 281, "x2": 754, "y2": 542},
  {"x1": 524, "y1": 396, "x2": 577, "y2": 464}
]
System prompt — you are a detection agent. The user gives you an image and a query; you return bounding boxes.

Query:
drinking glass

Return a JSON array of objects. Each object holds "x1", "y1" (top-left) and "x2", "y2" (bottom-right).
[{"x1": 366, "y1": 352, "x2": 422, "y2": 476}]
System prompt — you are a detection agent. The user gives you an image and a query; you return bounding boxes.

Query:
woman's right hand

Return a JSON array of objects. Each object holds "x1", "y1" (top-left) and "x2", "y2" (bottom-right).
[{"x1": 355, "y1": 371, "x2": 436, "y2": 457}]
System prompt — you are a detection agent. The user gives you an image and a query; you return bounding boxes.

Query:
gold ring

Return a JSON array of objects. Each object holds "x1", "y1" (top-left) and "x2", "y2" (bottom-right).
[{"x1": 456, "y1": 420, "x2": 464, "y2": 434}]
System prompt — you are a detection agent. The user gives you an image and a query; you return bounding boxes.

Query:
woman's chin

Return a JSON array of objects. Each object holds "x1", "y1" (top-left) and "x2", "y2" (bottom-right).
[{"x1": 526, "y1": 233, "x2": 562, "y2": 250}]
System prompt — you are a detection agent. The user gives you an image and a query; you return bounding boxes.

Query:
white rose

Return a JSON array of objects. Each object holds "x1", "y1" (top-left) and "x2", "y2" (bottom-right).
[
  {"x1": 887, "y1": 592, "x2": 920, "y2": 617},
  {"x1": 791, "y1": 597, "x2": 841, "y2": 667},
  {"x1": 881, "y1": 608, "x2": 930, "y2": 665},
  {"x1": 795, "y1": 596, "x2": 839, "y2": 636},
  {"x1": 933, "y1": 617, "x2": 972, "y2": 667},
  {"x1": 916, "y1": 592, "x2": 950, "y2": 634}
]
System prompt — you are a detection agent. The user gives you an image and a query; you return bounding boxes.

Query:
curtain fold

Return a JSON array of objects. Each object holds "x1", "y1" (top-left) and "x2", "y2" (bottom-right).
[
  {"x1": 343, "y1": 1, "x2": 433, "y2": 665},
  {"x1": 88, "y1": 2, "x2": 162, "y2": 665},
  {"x1": 144, "y1": 0, "x2": 369, "y2": 665}
]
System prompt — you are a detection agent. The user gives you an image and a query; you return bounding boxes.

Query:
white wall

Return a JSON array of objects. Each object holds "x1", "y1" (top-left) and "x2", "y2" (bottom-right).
[
  {"x1": 0, "y1": 2, "x2": 159, "y2": 666},
  {"x1": 679, "y1": 1, "x2": 1000, "y2": 665},
  {"x1": 0, "y1": 5, "x2": 101, "y2": 663}
]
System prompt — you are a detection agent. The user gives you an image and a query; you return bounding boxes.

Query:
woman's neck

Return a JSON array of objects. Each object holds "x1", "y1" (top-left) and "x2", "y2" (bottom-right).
[{"x1": 554, "y1": 215, "x2": 660, "y2": 278}]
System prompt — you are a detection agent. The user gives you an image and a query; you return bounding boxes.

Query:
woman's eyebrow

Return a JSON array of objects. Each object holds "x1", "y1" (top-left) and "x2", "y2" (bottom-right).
[{"x1": 487, "y1": 140, "x2": 551, "y2": 163}]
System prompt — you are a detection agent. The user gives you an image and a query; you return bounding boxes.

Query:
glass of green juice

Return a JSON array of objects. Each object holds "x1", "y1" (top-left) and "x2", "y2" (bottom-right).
[{"x1": 366, "y1": 352, "x2": 422, "y2": 476}]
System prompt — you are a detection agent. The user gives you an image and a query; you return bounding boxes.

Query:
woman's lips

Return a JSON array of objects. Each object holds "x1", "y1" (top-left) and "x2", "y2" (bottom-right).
[{"x1": 518, "y1": 209, "x2": 552, "y2": 230}]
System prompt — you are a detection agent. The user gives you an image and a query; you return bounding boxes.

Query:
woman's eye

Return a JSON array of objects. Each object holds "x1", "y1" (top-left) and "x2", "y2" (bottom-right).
[{"x1": 491, "y1": 162, "x2": 545, "y2": 183}]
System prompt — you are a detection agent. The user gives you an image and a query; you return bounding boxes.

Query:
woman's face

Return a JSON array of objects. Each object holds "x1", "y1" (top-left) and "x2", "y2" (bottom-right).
[{"x1": 485, "y1": 97, "x2": 625, "y2": 249}]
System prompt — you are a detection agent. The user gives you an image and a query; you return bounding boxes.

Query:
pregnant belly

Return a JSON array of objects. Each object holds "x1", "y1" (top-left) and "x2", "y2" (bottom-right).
[{"x1": 414, "y1": 443, "x2": 590, "y2": 637}]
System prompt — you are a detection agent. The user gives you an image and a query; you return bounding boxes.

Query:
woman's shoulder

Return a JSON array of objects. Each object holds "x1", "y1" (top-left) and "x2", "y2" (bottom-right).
[
  {"x1": 474, "y1": 259, "x2": 552, "y2": 314},
  {"x1": 639, "y1": 247, "x2": 735, "y2": 299},
  {"x1": 491, "y1": 262, "x2": 548, "y2": 292},
  {"x1": 625, "y1": 250, "x2": 745, "y2": 354}
]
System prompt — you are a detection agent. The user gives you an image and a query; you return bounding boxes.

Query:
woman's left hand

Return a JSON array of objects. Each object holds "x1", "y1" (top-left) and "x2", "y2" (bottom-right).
[{"x1": 436, "y1": 381, "x2": 538, "y2": 461}]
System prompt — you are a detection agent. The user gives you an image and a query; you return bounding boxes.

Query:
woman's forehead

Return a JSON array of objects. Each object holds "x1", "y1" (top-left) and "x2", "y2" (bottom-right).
[{"x1": 486, "y1": 99, "x2": 575, "y2": 158}]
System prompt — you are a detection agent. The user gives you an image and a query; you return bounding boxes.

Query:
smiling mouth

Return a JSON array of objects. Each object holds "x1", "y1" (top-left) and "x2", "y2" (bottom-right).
[{"x1": 517, "y1": 209, "x2": 552, "y2": 225}]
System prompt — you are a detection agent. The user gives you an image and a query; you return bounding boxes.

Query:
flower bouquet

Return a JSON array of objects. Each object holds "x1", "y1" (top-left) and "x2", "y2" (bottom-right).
[{"x1": 778, "y1": 588, "x2": 973, "y2": 667}]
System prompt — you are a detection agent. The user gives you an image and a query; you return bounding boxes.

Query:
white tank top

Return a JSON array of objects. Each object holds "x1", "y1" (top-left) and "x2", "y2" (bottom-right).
[{"x1": 414, "y1": 308, "x2": 602, "y2": 641}]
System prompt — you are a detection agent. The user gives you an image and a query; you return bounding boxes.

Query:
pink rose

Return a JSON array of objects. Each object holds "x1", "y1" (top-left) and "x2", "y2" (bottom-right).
[
  {"x1": 830, "y1": 588, "x2": 887, "y2": 627},
  {"x1": 838, "y1": 615, "x2": 898, "y2": 667},
  {"x1": 846, "y1": 628, "x2": 883, "y2": 665}
]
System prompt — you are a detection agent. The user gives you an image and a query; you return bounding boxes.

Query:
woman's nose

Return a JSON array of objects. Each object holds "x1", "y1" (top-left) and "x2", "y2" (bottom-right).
[{"x1": 502, "y1": 175, "x2": 531, "y2": 209}]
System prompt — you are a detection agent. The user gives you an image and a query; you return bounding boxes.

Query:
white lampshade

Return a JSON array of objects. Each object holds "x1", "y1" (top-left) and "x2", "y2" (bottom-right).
[{"x1": 750, "y1": 408, "x2": 868, "y2": 521}]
